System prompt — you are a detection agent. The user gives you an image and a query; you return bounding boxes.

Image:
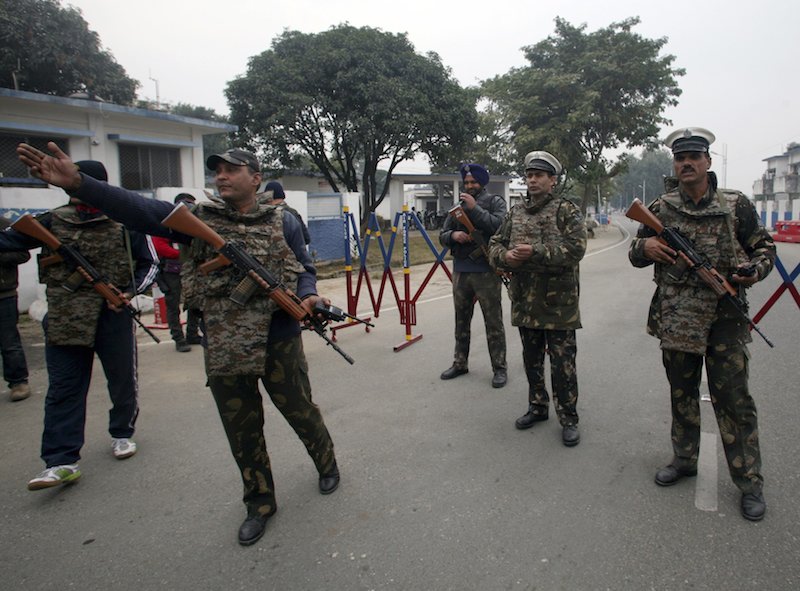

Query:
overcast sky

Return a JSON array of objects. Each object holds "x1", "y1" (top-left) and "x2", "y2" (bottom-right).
[{"x1": 66, "y1": 0, "x2": 798, "y2": 195}]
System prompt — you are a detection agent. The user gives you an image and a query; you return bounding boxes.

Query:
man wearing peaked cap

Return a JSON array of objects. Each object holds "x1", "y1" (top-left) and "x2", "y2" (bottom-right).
[
  {"x1": 439, "y1": 162, "x2": 508, "y2": 389},
  {"x1": 664, "y1": 127, "x2": 715, "y2": 154},
  {"x1": 628, "y1": 126, "x2": 776, "y2": 521},
  {"x1": 523, "y1": 151, "x2": 562, "y2": 176},
  {"x1": 489, "y1": 149, "x2": 586, "y2": 447}
]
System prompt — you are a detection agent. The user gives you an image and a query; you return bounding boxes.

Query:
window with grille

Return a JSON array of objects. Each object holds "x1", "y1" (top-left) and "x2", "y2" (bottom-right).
[
  {"x1": 119, "y1": 144, "x2": 181, "y2": 190},
  {"x1": 0, "y1": 133, "x2": 68, "y2": 183}
]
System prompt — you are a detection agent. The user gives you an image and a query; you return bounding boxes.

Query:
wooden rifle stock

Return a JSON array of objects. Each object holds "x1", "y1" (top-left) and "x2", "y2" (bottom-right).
[
  {"x1": 161, "y1": 204, "x2": 231, "y2": 275},
  {"x1": 625, "y1": 198, "x2": 665, "y2": 234}
]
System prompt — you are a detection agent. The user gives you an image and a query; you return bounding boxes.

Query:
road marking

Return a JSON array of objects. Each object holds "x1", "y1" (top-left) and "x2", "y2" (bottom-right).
[
  {"x1": 695, "y1": 430, "x2": 718, "y2": 512},
  {"x1": 585, "y1": 224, "x2": 632, "y2": 258}
]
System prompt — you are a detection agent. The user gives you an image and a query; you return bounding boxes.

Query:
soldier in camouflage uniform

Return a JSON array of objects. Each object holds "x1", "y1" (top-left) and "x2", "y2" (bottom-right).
[
  {"x1": 439, "y1": 163, "x2": 508, "y2": 388},
  {"x1": 17, "y1": 144, "x2": 340, "y2": 546},
  {"x1": 0, "y1": 160, "x2": 159, "y2": 489},
  {"x1": 488, "y1": 151, "x2": 586, "y2": 447},
  {"x1": 628, "y1": 127, "x2": 775, "y2": 521}
]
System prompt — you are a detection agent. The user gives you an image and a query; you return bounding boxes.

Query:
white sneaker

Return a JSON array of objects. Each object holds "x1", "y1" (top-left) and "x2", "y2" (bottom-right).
[
  {"x1": 111, "y1": 438, "x2": 137, "y2": 460},
  {"x1": 28, "y1": 464, "x2": 81, "y2": 491}
]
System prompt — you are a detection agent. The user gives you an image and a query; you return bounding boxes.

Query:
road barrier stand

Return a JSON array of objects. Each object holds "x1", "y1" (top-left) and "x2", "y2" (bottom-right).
[
  {"x1": 341, "y1": 206, "x2": 452, "y2": 352},
  {"x1": 329, "y1": 205, "x2": 373, "y2": 342},
  {"x1": 752, "y1": 256, "x2": 800, "y2": 334},
  {"x1": 392, "y1": 205, "x2": 452, "y2": 351}
]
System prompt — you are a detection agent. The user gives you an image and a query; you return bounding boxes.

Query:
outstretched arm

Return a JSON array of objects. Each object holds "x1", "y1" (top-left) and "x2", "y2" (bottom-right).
[
  {"x1": 17, "y1": 142, "x2": 82, "y2": 191},
  {"x1": 18, "y1": 141, "x2": 181, "y2": 241}
]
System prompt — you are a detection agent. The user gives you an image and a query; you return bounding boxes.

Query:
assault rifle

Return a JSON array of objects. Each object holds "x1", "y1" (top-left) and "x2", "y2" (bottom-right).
[
  {"x1": 313, "y1": 301, "x2": 374, "y2": 328},
  {"x1": 448, "y1": 202, "x2": 511, "y2": 289},
  {"x1": 11, "y1": 214, "x2": 160, "y2": 343},
  {"x1": 160, "y1": 204, "x2": 355, "y2": 364},
  {"x1": 625, "y1": 198, "x2": 773, "y2": 348}
]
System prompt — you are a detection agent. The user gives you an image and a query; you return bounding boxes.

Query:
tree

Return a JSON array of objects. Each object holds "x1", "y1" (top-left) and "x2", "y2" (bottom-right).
[
  {"x1": 482, "y1": 16, "x2": 683, "y2": 210},
  {"x1": 611, "y1": 148, "x2": 674, "y2": 210},
  {"x1": 0, "y1": 0, "x2": 138, "y2": 104},
  {"x1": 226, "y1": 25, "x2": 477, "y2": 227},
  {"x1": 431, "y1": 97, "x2": 519, "y2": 177}
]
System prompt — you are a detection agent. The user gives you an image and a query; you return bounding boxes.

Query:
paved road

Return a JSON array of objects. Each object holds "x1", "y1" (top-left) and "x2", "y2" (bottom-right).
[{"x1": 1, "y1": 222, "x2": 798, "y2": 590}]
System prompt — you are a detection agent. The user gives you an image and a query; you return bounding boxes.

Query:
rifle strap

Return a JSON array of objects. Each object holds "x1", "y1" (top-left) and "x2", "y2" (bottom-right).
[{"x1": 716, "y1": 190, "x2": 741, "y2": 268}]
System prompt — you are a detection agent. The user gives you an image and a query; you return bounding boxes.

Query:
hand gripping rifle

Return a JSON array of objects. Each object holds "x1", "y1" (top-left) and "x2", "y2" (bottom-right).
[
  {"x1": 11, "y1": 214, "x2": 161, "y2": 343},
  {"x1": 448, "y1": 202, "x2": 511, "y2": 289},
  {"x1": 625, "y1": 198, "x2": 773, "y2": 348},
  {"x1": 160, "y1": 204, "x2": 355, "y2": 364}
]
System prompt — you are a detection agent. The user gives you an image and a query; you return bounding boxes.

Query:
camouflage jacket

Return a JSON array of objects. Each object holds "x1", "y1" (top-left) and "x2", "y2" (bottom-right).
[
  {"x1": 488, "y1": 193, "x2": 586, "y2": 329},
  {"x1": 628, "y1": 175, "x2": 775, "y2": 354},
  {"x1": 182, "y1": 199, "x2": 307, "y2": 375}
]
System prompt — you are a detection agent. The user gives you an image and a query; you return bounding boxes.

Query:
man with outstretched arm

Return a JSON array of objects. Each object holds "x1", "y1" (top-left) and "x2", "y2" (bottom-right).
[{"x1": 18, "y1": 143, "x2": 341, "y2": 546}]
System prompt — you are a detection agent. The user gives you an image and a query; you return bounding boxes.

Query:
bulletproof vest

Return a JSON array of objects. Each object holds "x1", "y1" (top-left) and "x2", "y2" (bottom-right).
[
  {"x1": 509, "y1": 195, "x2": 575, "y2": 274},
  {"x1": 504, "y1": 195, "x2": 582, "y2": 330},
  {"x1": 38, "y1": 206, "x2": 131, "y2": 346},
  {"x1": 182, "y1": 200, "x2": 307, "y2": 375},
  {"x1": 656, "y1": 190, "x2": 748, "y2": 284},
  {"x1": 650, "y1": 190, "x2": 750, "y2": 354}
]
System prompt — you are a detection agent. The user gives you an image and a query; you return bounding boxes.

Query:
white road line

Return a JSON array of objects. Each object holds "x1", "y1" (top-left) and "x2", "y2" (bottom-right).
[{"x1": 695, "y1": 430, "x2": 719, "y2": 512}]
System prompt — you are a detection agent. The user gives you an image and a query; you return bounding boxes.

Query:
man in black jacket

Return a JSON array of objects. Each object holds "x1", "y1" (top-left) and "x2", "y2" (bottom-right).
[{"x1": 439, "y1": 163, "x2": 508, "y2": 388}]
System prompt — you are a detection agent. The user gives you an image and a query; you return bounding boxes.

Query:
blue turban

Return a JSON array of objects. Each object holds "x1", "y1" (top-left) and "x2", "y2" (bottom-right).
[{"x1": 459, "y1": 163, "x2": 489, "y2": 187}]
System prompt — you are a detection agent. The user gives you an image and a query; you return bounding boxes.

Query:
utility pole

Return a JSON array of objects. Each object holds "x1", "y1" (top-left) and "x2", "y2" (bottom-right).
[
  {"x1": 711, "y1": 144, "x2": 728, "y2": 188},
  {"x1": 149, "y1": 70, "x2": 160, "y2": 109}
]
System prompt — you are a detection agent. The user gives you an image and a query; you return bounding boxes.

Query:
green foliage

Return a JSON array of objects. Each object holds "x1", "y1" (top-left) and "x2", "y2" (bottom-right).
[
  {"x1": 225, "y1": 24, "x2": 478, "y2": 226},
  {"x1": 482, "y1": 16, "x2": 683, "y2": 210},
  {"x1": 611, "y1": 148, "x2": 674, "y2": 209},
  {"x1": 0, "y1": 0, "x2": 138, "y2": 104},
  {"x1": 431, "y1": 96, "x2": 518, "y2": 177}
]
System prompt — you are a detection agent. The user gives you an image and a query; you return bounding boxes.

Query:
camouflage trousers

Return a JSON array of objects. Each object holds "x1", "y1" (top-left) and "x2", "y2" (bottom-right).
[
  {"x1": 451, "y1": 271, "x2": 506, "y2": 371},
  {"x1": 662, "y1": 346, "x2": 762, "y2": 493},
  {"x1": 207, "y1": 335, "x2": 336, "y2": 517},
  {"x1": 519, "y1": 327, "x2": 578, "y2": 426}
]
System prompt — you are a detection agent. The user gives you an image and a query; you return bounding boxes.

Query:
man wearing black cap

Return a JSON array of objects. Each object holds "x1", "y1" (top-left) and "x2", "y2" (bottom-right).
[
  {"x1": 489, "y1": 151, "x2": 586, "y2": 447},
  {"x1": 0, "y1": 158, "x2": 159, "y2": 488},
  {"x1": 263, "y1": 181, "x2": 311, "y2": 245},
  {"x1": 439, "y1": 163, "x2": 508, "y2": 388},
  {"x1": 628, "y1": 127, "x2": 775, "y2": 521},
  {"x1": 16, "y1": 143, "x2": 341, "y2": 546}
]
